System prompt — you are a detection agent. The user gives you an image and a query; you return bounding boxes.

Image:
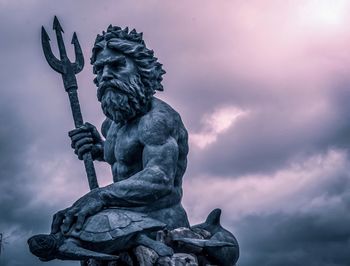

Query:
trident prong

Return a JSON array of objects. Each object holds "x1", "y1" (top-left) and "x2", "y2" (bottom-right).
[
  {"x1": 41, "y1": 16, "x2": 98, "y2": 190},
  {"x1": 41, "y1": 26, "x2": 64, "y2": 74},
  {"x1": 41, "y1": 16, "x2": 84, "y2": 90},
  {"x1": 71, "y1": 32, "x2": 84, "y2": 73},
  {"x1": 52, "y1": 16, "x2": 68, "y2": 60}
]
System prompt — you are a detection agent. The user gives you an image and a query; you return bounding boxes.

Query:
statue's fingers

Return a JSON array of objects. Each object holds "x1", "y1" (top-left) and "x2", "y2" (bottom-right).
[
  {"x1": 51, "y1": 210, "x2": 66, "y2": 233},
  {"x1": 61, "y1": 212, "x2": 76, "y2": 233},
  {"x1": 71, "y1": 133, "x2": 92, "y2": 149},
  {"x1": 68, "y1": 128, "x2": 83, "y2": 137},
  {"x1": 75, "y1": 212, "x2": 88, "y2": 231},
  {"x1": 75, "y1": 137, "x2": 94, "y2": 150},
  {"x1": 68, "y1": 126, "x2": 89, "y2": 138},
  {"x1": 70, "y1": 132, "x2": 92, "y2": 145},
  {"x1": 84, "y1": 122, "x2": 101, "y2": 139},
  {"x1": 78, "y1": 144, "x2": 93, "y2": 160},
  {"x1": 84, "y1": 122, "x2": 95, "y2": 129},
  {"x1": 86, "y1": 123, "x2": 101, "y2": 141}
]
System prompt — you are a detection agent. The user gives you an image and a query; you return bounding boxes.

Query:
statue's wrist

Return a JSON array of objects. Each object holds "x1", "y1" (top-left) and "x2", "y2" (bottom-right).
[
  {"x1": 91, "y1": 142, "x2": 104, "y2": 161},
  {"x1": 96, "y1": 188, "x2": 107, "y2": 206}
]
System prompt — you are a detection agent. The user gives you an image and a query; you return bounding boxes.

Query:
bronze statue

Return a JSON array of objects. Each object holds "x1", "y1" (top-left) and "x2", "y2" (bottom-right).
[{"x1": 28, "y1": 17, "x2": 239, "y2": 266}]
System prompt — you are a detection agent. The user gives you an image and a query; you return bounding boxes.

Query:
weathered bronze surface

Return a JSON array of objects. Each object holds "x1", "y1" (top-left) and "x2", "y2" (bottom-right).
[{"x1": 28, "y1": 18, "x2": 239, "y2": 266}]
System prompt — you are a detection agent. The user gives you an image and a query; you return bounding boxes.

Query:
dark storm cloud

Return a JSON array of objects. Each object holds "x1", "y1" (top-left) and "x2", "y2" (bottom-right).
[
  {"x1": 237, "y1": 205, "x2": 350, "y2": 266},
  {"x1": 0, "y1": 98, "x2": 77, "y2": 266},
  {"x1": 0, "y1": 101, "x2": 34, "y2": 224},
  {"x1": 0, "y1": 4, "x2": 99, "y2": 265},
  {"x1": 326, "y1": 81, "x2": 350, "y2": 149},
  {"x1": 189, "y1": 101, "x2": 334, "y2": 177},
  {"x1": 188, "y1": 77, "x2": 350, "y2": 178},
  {"x1": 183, "y1": 148, "x2": 350, "y2": 266}
]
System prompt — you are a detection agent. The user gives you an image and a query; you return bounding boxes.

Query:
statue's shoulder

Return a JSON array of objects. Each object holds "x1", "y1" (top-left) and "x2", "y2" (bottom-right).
[
  {"x1": 138, "y1": 97, "x2": 181, "y2": 144},
  {"x1": 101, "y1": 118, "x2": 121, "y2": 138}
]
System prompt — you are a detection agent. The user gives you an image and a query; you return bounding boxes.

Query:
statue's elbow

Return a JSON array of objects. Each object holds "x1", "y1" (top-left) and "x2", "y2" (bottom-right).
[{"x1": 145, "y1": 167, "x2": 174, "y2": 195}]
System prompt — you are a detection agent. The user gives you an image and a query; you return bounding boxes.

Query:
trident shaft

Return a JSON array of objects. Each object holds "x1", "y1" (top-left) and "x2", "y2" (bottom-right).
[{"x1": 41, "y1": 16, "x2": 99, "y2": 190}]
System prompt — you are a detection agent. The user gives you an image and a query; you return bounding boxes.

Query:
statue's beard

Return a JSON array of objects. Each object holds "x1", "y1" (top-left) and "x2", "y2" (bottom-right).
[
  {"x1": 101, "y1": 90, "x2": 134, "y2": 123},
  {"x1": 99, "y1": 75, "x2": 147, "y2": 123}
]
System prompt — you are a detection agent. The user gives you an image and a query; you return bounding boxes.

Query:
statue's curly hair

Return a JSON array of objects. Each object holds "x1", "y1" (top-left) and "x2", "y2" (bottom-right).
[{"x1": 90, "y1": 25, "x2": 166, "y2": 99}]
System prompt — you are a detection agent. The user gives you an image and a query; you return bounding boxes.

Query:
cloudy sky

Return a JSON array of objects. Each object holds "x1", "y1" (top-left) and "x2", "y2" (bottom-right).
[{"x1": 1, "y1": 0, "x2": 350, "y2": 265}]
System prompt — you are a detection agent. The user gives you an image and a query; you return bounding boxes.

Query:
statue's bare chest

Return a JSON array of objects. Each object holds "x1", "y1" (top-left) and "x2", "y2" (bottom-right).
[{"x1": 104, "y1": 122, "x2": 143, "y2": 166}]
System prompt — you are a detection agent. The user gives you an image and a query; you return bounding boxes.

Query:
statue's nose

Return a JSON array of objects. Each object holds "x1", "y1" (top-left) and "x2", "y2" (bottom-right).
[{"x1": 101, "y1": 65, "x2": 113, "y2": 81}]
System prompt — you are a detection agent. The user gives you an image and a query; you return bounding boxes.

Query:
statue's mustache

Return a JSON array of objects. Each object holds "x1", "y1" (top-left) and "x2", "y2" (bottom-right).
[
  {"x1": 97, "y1": 74, "x2": 145, "y2": 103},
  {"x1": 97, "y1": 79, "x2": 126, "y2": 101}
]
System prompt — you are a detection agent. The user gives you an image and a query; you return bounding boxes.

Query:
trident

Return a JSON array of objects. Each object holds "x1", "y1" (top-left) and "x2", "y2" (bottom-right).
[{"x1": 41, "y1": 16, "x2": 99, "y2": 190}]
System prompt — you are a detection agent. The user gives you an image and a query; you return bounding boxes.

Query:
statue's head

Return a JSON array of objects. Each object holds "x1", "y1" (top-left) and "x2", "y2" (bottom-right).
[
  {"x1": 28, "y1": 234, "x2": 58, "y2": 261},
  {"x1": 91, "y1": 25, "x2": 166, "y2": 123}
]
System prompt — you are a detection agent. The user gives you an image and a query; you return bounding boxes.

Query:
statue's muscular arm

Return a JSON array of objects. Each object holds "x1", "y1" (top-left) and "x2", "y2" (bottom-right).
[
  {"x1": 101, "y1": 117, "x2": 178, "y2": 206},
  {"x1": 52, "y1": 113, "x2": 179, "y2": 234}
]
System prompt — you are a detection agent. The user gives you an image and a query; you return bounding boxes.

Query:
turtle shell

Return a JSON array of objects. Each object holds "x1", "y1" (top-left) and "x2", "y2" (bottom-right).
[{"x1": 68, "y1": 208, "x2": 166, "y2": 243}]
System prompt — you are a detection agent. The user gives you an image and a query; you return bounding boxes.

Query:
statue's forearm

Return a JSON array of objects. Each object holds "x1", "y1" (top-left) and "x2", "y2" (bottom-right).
[{"x1": 99, "y1": 167, "x2": 173, "y2": 207}]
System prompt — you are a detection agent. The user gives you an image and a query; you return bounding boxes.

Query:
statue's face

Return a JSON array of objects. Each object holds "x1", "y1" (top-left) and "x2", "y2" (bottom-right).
[
  {"x1": 93, "y1": 47, "x2": 145, "y2": 123},
  {"x1": 94, "y1": 47, "x2": 138, "y2": 94}
]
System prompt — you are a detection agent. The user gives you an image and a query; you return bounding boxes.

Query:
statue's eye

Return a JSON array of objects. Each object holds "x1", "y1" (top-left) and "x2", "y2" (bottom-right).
[
  {"x1": 119, "y1": 57, "x2": 127, "y2": 66},
  {"x1": 111, "y1": 62, "x2": 121, "y2": 69},
  {"x1": 113, "y1": 57, "x2": 126, "y2": 69}
]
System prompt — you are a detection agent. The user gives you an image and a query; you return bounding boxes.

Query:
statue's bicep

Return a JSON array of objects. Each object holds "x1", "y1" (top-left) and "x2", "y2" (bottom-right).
[{"x1": 142, "y1": 137, "x2": 179, "y2": 178}]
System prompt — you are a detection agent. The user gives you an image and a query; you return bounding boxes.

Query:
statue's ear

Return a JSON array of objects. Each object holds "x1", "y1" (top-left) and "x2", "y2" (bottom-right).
[{"x1": 101, "y1": 118, "x2": 113, "y2": 138}]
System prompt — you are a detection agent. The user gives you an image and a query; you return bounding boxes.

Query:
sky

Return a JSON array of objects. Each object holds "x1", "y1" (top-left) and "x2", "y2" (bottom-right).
[{"x1": 1, "y1": 0, "x2": 350, "y2": 265}]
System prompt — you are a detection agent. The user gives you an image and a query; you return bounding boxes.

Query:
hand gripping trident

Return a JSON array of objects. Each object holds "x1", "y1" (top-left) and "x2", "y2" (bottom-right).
[{"x1": 41, "y1": 16, "x2": 99, "y2": 190}]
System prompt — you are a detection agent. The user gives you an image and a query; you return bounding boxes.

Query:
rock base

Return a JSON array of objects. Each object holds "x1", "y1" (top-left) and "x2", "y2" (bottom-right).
[
  {"x1": 80, "y1": 209, "x2": 240, "y2": 266},
  {"x1": 82, "y1": 247, "x2": 202, "y2": 266}
]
